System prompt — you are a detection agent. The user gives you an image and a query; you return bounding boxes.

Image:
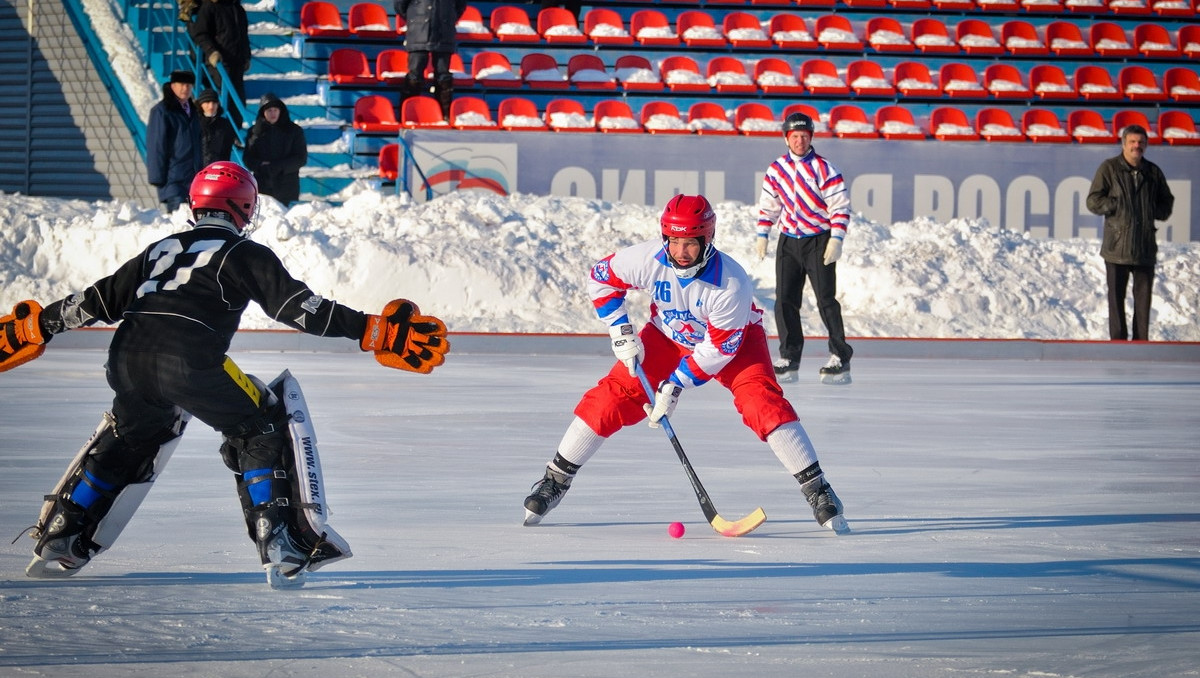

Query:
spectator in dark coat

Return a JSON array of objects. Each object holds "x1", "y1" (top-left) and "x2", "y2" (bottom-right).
[
  {"x1": 196, "y1": 89, "x2": 237, "y2": 166},
  {"x1": 394, "y1": 0, "x2": 466, "y2": 118},
  {"x1": 189, "y1": 0, "x2": 251, "y2": 126},
  {"x1": 244, "y1": 94, "x2": 307, "y2": 205},
  {"x1": 146, "y1": 70, "x2": 203, "y2": 212}
]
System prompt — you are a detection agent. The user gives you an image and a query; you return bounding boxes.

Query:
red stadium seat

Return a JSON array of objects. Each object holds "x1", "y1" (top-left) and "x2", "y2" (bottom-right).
[
  {"x1": 568, "y1": 54, "x2": 616, "y2": 90},
  {"x1": 1066, "y1": 0, "x2": 1106, "y2": 12},
  {"x1": 401, "y1": 95, "x2": 446, "y2": 127},
  {"x1": 939, "y1": 62, "x2": 988, "y2": 98},
  {"x1": 594, "y1": 100, "x2": 641, "y2": 133},
  {"x1": 1119, "y1": 65, "x2": 1166, "y2": 101},
  {"x1": 537, "y1": 7, "x2": 585, "y2": 44},
  {"x1": 984, "y1": 63, "x2": 1031, "y2": 99},
  {"x1": 348, "y1": 2, "x2": 395, "y2": 39},
  {"x1": 1021, "y1": 109, "x2": 1070, "y2": 143},
  {"x1": 723, "y1": 12, "x2": 771, "y2": 49},
  {"x1": 661, "y1": 55, "x2": 709, "y2": 93},
  {"x1": 1183, "y1": 25, "x2": 1200, "y2": 59},
  {"x1": 932, "y1": 0, "x2": 976, "y2": 8},
  {"x1": 1020, "y1": 0, "x2": 1064, "y2": 11},
  {"x1": 815, "y1": 15, "x2": 863, "y2": 51},
  {"x1": 688, "y1": 102, "x2": 736, "y2": 136},
  {"x1": 327, "y1": 48, "x2": 375, "y2": 85},
  {"x1": 735, "y1": 102, "x2": 778, "y2": 136},
  {"x1": 755, "y1": 57, "x2": 803, "y2": 94},
  {"x1": 640, "y1": 101, "x2": 690, "y2": 135},
  {"x1": 545, "y1": 98, "x2": 594, "y2": 132},
  {"x1": 847, "y1": 60, "x2": 895, "y2": 96},
  {"x1": 1075, "y1": 66, "x2": 1122, "y2": 101},
  {"x1": 449, "y1": 96, "x2": 497, "y2": 130},
  {"x1": 930, "y1": 106, "x2": 980, "y2": 141},
  {"x1": 783, "y1": 102, "x2": 830, "y2": 138},
  {"x1": 1109, "y1": 0, "x2": 1152, "y2": 14},
  {"x1": 353, "y1": 95, "x2": 400, "y2": 133},
  {"x1": 975, "y1": 108, "x2": 1024, "y2": 142},
  {"x1": 829, "y1": 104, "x2": 878, "y2": 138},
  {"x1": 1046, "y1": 21, "x2": 1092, "y2": 57},
  {"x1": 490, "y1": 5, "x2": 538, "y2": 43},
  {"x1": 520, "y1": 53, "x2": 567, "y2": 89},
  {"x1": 1154, "y1": 0, "x2": 1195, "y2": 15},
  {"x1": 378, "y1": 144, "x2": 399, "y2": 181},
  {"x1": 800, "y1": 59, "x2": 849, "y2": 96},
  {"x1": 614, "y1": 55, "x2": 662, "y2": 91},
  {"x1": 1068, "y1": 110, "x2": 1117, "y2": 143},
  {"x1": 707, "y1": 56, "x2": 756, "y2": 94},
  {"x1": 498, "y1": 97, "x2": 548, "y2": 131},
  {"x1": 912, "y1": 18, "x2": 959, "y2": 54},
  {"x1": 1002, "y1": 20, "x2": 1048, "y2": 56},
  {"x1": 769, "y1": 14, "x2": 817, "y2": 50},
  {"x1": 630, "y1": 9, "x2": 679, "y2": 46},
  {"x1": 843, "y1": 0, "x2": 886, "y2": 6},
  {"x1": 1158, "y1": 110, "x2": 1200, "y2": 145},
  {"x1": 471, "y1": 51, "x2": 520, "y2": 87},
  {"x1": 976, "y1": 0, "x2": 1019, "y2": 10},
  {"x1": 876, "y1": 105, "x2": 926, "y2": 139},
  {"x1": 1090, "y1": 22, "x2": 1135, "y2": 57},
  {"x1": 1030, "y1": 64, "x2": 1076, "y2": 100},
  {"x1": 678, "y1": 10, "x2": 727, "y2": 48},
  {"x1": 455, "y1": 5, "x2": 492, "y2": 41},
  {"x1": 957, "y1": 19, "x2": 1003, "y2": 55},
  {"x1": 867, "y1": 17, "x2": 913, "y2": 53},
  {"x1": 894, "y1": 61, "x2": 941, "y2": 97},
  {"x1": 375, "y1": 49, "x2": 409, "y2": 85},
  {"x1": 1112, "y1": 109, "x2": 1159, "y2": 143},
  {"x1": 583, "y1": 8, "x2": 632, "y2": 45},
  {"x1": 300, "y1": 1, "x2": 350, "y2": 38},
  {"x1": 888, "y1": 0, "x2": 932, "y2": 7},
  {"x1": 1134, "y1": 23, "x2": 1180, "y2": 57},
  {"x1": 1165, "y1": 67, "x2": 1200, "y2": 102}
]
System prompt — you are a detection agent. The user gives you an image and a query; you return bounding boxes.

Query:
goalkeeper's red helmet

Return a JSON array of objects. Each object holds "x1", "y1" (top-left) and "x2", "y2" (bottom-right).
[
  {"x1": 660, "y1": 194, "x2": 717, "y2": 278},
  {"x1": 189, "y1": 162, "x2": 258, "y2": 231}
]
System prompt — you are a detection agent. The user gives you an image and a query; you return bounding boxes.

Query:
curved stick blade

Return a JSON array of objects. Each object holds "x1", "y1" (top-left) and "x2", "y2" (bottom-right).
[{"x1": 710, "y1": 507, "x2": 767, "y2": 537}]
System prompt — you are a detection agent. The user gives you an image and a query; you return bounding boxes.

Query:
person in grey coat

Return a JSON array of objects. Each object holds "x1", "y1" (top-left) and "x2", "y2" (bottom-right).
[
  {"x1": 394, "y1": 0, "x2": 466, "y2": 118},
  {"x1": 146, "y1": 70, "x2": 203, "y2": 212},
  {"x1": 1086, "y1": 124, "x2": 1175, "y2": 341}
]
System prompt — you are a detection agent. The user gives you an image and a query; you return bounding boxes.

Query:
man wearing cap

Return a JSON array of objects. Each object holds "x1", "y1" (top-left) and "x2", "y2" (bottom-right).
[
  {"x1": 146, "y1": 70, "x2": 203, "y2": 212},
  {"x1": 196, "y1": 88, "x2": 237, "y2": 166},
  {"x1": 755, "y1": 112, "x2": 854, "y2": 385}
]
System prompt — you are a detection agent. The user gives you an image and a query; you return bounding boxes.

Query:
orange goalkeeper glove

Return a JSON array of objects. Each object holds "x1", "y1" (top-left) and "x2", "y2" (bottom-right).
[
  {"x1": 361, "y1": 298, "x2": 449, "y2": 374},
  {"x1": 1, "y1": 300, "x2": 48, "y2": 372}
]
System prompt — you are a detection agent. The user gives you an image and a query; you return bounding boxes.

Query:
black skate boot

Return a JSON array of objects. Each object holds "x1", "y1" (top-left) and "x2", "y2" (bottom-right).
[
  {"x1": 27, "y1": 498, "x2": 97, "y2": 578},
  {"x1": 819, "y1": 355, "x2": 851, "y2": 385},
  {"x1": 249, "y1": 503, "x2": 311, "y2": 589},
  {"x1": 800, "y1": 476, "x2": 849, "y2": 535},
  {"x1": 773, "y1": 358, "x2": 799, "y2": 383},
  {"x1": 523, "y1": 467, "x2": 573, "y2": 526}
]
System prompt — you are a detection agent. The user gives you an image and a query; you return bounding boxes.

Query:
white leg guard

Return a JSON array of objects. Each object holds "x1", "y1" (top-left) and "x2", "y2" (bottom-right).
[{"x1": 26, "y1": 409, "x2": 190, "y2": 578}]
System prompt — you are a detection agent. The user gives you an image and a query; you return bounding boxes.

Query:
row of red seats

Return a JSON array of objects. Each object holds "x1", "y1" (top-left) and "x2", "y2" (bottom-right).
[
  {"x1": 329, "y1": 47, "x2": 1200, "y2": 104},
  {"x1": 354, "y1": 93, "x2": 1200, "y2": 145},
  {"x1": 301, "y1": 3, "x2": 1199, "y2": 59},
  {"x1": 629, "y1": 0, "x2": 1193, "y2": 14}
]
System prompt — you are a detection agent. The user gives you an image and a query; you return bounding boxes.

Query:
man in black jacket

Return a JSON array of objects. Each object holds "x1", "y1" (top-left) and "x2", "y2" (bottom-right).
[
  {"x1": 244, "y1": 94, "x2": 307, "y2": 205},
  {"x1": 145, "y1": 70, "x2": 203, "y2": 212},
  {"x1": 196, "y1": 88, "x2": 237, "y2": 165},
  {"x1": 189, "y1": 0, "x2": 251, "y2": 126},
  {"x1": 1086, "y1": 124, "x2": 1175, "y2": 341},
  {"x1": 395, "y1": 0, "x2": 466, "y2": 118}
]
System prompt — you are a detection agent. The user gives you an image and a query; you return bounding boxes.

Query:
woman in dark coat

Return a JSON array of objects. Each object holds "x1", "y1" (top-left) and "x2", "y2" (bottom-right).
[{"x1": 243, "y1": 94, "x2": 307, "y2": 205}]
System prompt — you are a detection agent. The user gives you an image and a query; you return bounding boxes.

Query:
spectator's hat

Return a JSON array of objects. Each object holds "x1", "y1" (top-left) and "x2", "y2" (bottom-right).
[
  {"x1": 196, "y1": 89, "x2": 220, "y2": 105},
  {"x1": 169, "y1": 70, "x2": 196, "y2": 85}
]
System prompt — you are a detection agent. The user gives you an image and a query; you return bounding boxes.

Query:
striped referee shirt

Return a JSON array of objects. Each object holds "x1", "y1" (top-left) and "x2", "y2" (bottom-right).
[{"x1": 756, "y1": 147, "x2": 850, "y2": 241}]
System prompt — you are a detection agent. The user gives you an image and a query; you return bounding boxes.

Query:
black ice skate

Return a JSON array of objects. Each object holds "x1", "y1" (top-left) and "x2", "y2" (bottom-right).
[
  {"x1": 800, "y1": 476, "x2": 850, "y2": 535},
  {"x1": 523, "y1": 467, "x2": 573, "y2": 526},
  {"x1": 26, "y1": 498, "x2": 97, "y2": 578},
  {"x1": 250, "y1": 504, "x2": 313, "y2": 589},
  {"x1": 819, "y1": 355, "x2": 851, "y2": 385},
  {"x1": 773, "y1": 358, "x2": 799, "y2": 383}
]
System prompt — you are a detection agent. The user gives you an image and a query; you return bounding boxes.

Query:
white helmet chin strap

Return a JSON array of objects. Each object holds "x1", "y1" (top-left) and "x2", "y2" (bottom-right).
[{"x1": 664, "y1": 243, "x2": 713, "y2": 279}]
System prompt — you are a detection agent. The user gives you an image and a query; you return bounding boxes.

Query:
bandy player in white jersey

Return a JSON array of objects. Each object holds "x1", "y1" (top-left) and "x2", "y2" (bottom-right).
[{"x1": 522, "y1": 194, "x2": 849, "y2": 535}]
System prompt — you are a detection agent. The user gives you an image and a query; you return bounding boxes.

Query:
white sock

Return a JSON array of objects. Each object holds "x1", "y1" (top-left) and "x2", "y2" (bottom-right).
[
  {"x1": 554, "y1": 416, "x2": 605, "y2": 470},
  {"x1": 766, "y1": 421, "x2": 820, "y2": 476}
]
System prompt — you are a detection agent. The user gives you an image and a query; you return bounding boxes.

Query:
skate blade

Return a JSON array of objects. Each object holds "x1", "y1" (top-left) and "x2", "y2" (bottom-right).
[
  {"x1": 26, "y1": 556, "x2": 85, "y2": 579},
  {"x1": 823, "y1": 515, "x2": 851, "y2": 535},
  {"x1": 265, "y1": 563, "x2": 307, "y2": 589},
  {"x1": 523, "y1": 509, "x2": 544, "y2": 526},
  {"x1": 775, "y1": 371, "x2": 798, "y2": 384},
  {"x1": 820, "y1": 372, "x2": 852, "y2": 386}
]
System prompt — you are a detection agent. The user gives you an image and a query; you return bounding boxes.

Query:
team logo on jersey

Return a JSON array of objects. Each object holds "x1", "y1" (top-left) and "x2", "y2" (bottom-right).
[
  {"x1": 720, "y1": 328, "x2": 745, "y2": 355},
  {"x1": 662, "y1": 309, "x2": 705, "y2": 345},
  {"x1": 592, "y1": 259, "x2": 612, "y2": 283}
]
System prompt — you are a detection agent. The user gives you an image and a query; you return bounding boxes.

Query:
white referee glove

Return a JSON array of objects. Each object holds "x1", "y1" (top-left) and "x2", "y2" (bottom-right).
[
  {"x1": 823, "y1": 237, "x2": 843, "y2": 265},
  {"x1": 608, "y1": 323, "x2": 643, "y2": 376},
  {"x1": 643, "y1": 380, "x2": 683, "y2": 428},
  {"x1": 754, "y1": 235, "x2": 768, "y2": 261}
]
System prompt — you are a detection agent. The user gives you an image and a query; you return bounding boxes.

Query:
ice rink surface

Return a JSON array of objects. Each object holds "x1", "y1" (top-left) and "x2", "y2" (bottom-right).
[{"x1": 1, "y1": 341, "x2": 1198, "y2": 678}]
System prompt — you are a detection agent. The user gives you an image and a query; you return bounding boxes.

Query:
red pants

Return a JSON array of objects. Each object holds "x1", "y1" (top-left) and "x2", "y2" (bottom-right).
[{"x1": 574, "y1": 323, "x2": 798, "y2": 441}]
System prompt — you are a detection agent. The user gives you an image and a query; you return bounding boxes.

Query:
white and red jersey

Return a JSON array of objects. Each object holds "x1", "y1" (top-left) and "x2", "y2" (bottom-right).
[
  {"x1": 588, "y1": 239, "x2": 764, "y2": 389},
  {"x1": 756, "y1": 147, "x2": 850, "y2": 240}
]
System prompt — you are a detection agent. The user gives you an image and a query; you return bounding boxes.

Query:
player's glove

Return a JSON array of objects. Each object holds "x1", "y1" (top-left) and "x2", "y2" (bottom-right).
[
  {"x1": 643, "y1": 380, "x2": 682, "y2": 429},
  {"x1": 608, "y1": 323, "x2": 643, "y2": 377},
  {"x1": 754, "y1": 235, "x2": 768, "y2": 261},
  {"x1": 823, "y1": 236, "x2": 843, "y2": 265},
  {"x1": 0, "y1": 300, "x2": 49, "y2": 372},
  {"x1": 361, "y1": 298, "x2": 449, "y2": 374}
]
